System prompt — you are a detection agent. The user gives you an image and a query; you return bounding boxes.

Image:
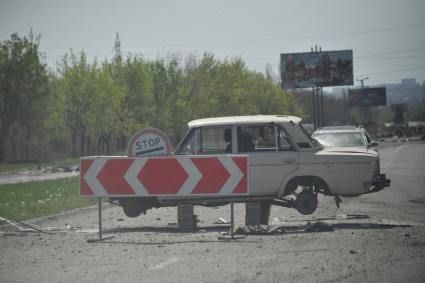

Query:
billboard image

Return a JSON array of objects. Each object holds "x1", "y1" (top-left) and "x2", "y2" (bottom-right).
[
  {"x1": 280, "y1": 50, "x2": 353, "y2": 89},
  {"x1": 348, "y1": 87, "x2": 387, "y2": 107}
]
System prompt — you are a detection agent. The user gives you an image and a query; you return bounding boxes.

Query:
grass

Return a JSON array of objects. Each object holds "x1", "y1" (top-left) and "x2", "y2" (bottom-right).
[
  {"x1": 0, "y1": 162, "x2": 41, "y2": 174},
  {"x1": 0, "y1": 157, "x2": 80, "y2": 174},
  {"x1": 0, "y1": 177, "x2": 96, "y2": 222}
]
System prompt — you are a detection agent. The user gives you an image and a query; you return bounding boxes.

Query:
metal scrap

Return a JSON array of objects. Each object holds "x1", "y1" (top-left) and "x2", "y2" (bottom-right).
[
  {"x1": 236, "y1": 225, "x2": 286, "y2": 235},
  {"x1": 235, "y1": 221, "x2": 335, "y2": 235},
  {"x1": 214, "y1": 217, "x2": 230, "y2": 224},
  {"x1": 0, "y1": 216, "x2": 55, "y2": 235}
]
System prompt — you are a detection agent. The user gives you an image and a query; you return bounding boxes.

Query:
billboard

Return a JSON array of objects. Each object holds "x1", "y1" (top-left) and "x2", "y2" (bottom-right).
[
  {"x1": 348, "y1": 87, "x2": 387, "y2": 107},
  {"x1": 280, "y1": 50, "x2": 353, "y2": 89}
]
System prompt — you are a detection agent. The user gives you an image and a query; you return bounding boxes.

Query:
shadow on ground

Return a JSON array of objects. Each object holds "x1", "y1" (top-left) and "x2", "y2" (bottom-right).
[{"x1": 104, "y1": 224, "x2": 229, "y2": 234}]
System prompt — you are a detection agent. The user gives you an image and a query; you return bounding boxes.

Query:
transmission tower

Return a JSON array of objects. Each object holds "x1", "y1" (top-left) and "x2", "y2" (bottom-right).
[{"x1": 114, "y1": 32, "x2": 122, "y2": 59}]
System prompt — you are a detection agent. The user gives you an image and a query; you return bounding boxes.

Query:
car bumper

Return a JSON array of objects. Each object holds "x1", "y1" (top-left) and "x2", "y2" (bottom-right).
[{"x1": 368, "y1": 174, "x2": 391, "y2": 194}]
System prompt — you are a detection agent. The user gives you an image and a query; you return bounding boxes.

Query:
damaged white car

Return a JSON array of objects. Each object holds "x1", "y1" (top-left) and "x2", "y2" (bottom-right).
[
  {"x1": 109, "y1": 115, "x2": 390, "y2": 221},
  {"x1": 173, "y1": 115, "x2": 390, "y2": 215}
]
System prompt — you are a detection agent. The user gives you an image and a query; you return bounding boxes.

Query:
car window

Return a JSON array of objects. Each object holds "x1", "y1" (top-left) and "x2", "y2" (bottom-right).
[
  {"x1": 313, "y1": 132, "x2": 365, "y2": 147},
  {"x1": 237, "y1": 124, "x2": 294, "y2": 152},
  {"x1": 175, "y1": 128, "x2": 200, "y2": 154},
  {"x1": 175, "y1": 127, "x2": 232, "y2": 154},
  {"x1": 277, "y1": 126, "x2": 293, "y2": 150},
  {"x1": 237, "y1": 125, "x2": 275, "y2": 152},
  {"x1": 200, "y1": 127, "x2": 232, "y2": 154}
]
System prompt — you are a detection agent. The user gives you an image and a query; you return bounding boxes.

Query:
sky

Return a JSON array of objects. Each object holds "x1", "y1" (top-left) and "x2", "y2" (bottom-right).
[{"x1": 1, "y1": 0, "x2": 425, "y2": 86}]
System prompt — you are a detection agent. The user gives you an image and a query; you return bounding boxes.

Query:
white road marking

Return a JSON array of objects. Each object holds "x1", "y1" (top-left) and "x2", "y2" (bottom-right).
[{"x1": 149, "y1": 257, "x2": 181, "y2": 270}]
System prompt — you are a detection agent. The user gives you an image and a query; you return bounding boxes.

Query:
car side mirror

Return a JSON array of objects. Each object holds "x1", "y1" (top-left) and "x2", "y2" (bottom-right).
[{"x1": 370, "y1": 141, "x2": 379, "y2": 147}]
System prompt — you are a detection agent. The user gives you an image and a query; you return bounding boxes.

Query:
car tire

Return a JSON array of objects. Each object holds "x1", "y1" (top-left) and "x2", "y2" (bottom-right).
[{"x1": 295, "y1": 190, "x2": 318, "y2": 215}]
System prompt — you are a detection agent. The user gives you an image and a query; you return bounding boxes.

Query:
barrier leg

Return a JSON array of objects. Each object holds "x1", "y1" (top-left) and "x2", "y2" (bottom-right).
[
  {"x1": 177, "y1": 204, "x2": 196, "y2": 232},
  {"x1": 87, "y1": 198, "x2": 113, "y2": 243},
  {"x1": 98, "y1": 198, "x2": 102, "y2": 240},
  {"x1": 245, "y1": 201, "x2": 271, "y2": 225},
  {"x1": 230, "y1": 202, "x2": 234, "y2": 238},
  {"x1": 218, "y1": 202, "x2": 245, "y2": 240}
]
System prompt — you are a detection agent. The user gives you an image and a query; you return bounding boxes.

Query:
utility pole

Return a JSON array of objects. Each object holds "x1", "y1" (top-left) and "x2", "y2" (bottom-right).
[
  {"x1": 312, "y1": 45, "x2": 324, "y2": 129},
  {"x1": 356, "y1": 77, "x2": 370, "y2": 124}
]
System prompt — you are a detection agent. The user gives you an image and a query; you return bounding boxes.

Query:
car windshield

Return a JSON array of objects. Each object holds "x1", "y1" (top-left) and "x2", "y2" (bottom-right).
[{"x1": 313, "y1": 132, "x2": 365, "y2": 147}]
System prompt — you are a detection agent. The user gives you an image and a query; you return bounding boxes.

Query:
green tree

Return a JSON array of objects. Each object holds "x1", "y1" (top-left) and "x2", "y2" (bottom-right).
[
  {"x1": 122, "y1": 55, "x2": 154, "y2": 133},
  {"x1": 0, "y1": 32, "x2": 49, "y2": 161},
  {"x1": 86, "y1": 62, "x2": 126, "y2": 155},
  {"x1": 49, "y1": 51, "x2": 304, "y2": 158},
  {"x1": 55, "y1": 52, "x2": 93, "y2": 157}
]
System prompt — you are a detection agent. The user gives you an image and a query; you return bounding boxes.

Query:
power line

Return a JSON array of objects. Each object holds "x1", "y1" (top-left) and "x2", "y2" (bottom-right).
[
  {"x1": 356, "y1": 63, "x2": 425, "y2": 68},
  {"x1": 357, "y1": 55, "x2": 425, "y2": 62},
  {"x1": 39, "y1": 22, "x2": 425, "y2": 51},
  {"x1": 359, "y1": 65, "x2": 425, "y2": 76},
  {"x1": 356, "y1": 46, "x2": 425, "y2": 59}
]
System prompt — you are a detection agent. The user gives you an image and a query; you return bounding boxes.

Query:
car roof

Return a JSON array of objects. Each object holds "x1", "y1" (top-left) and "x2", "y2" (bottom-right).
[
  {"x1": 188, "y1": 115, "x2": 302, "y2": 128},
  {"x1": 313, "y1": 125, "x2": 364, "y2": 134}
]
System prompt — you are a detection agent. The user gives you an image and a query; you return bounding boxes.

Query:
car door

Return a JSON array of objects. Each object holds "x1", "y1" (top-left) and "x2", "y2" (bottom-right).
[{"x1": 237, "y1": 124, "x2": 298, "y2": 195}]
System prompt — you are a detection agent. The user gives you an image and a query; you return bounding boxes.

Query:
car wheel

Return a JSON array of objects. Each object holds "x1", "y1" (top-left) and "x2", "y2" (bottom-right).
[
  {"x1": 122, "y1": 198, "x2": 142, "y2": 218},
  {"x1": 295, "y1": 190, "x2": 318, "y2": 215}
]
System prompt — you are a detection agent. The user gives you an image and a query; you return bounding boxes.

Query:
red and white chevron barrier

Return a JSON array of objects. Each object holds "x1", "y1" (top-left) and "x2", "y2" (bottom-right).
[{"x1": 80, "y1": 156, "x2": 249, "y2": 197}]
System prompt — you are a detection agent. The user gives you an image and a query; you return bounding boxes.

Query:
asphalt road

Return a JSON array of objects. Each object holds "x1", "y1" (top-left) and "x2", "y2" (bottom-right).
[{"x1": 1, "y1": 141, "x2": 424, "y2": 282}]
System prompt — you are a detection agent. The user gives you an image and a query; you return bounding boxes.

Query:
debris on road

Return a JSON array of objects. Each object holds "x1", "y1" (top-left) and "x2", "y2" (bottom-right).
[
  {"x1": 235, "y1": 222, "x2": 333, "y2": 235},
  {"x1": 214, "y1": 217, "x2": 229, "y2": 224},
  {"x1": 0, "y1": 216, "x2": 55, "y2": 235},
  {"x1": 233, "y1": 219, "x2": 412, "y2": 236},
  {"x1": 236, "y1": 225, "x2": 286, "y2": 235}
]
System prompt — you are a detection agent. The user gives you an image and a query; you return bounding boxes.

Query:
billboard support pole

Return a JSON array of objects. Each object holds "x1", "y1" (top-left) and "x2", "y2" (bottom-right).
[
  {"x1": 315, "y1": 87, "x2": 319, "y2": 128},
  {"x1": 312, "y1": 46, "x2": 323, "y2": 129},
  {"x1": 312, "y1": 87, "x2": 317, "y2": 129},
  {"x1": 320, "y1": 87, "x2": 324, "y2": 127},
  {"x1": 312, "y1": 86, "x2": 323, "y2": 129}
]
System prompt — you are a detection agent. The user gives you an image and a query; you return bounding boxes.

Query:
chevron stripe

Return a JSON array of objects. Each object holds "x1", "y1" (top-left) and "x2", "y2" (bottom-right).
[
  {"x1": 178, "y1": 157, "x2": 202, "y2": 195},
  {"x1": 217, "y1": 156, "x2": 243, "y2": 195},
  {"x1": 124, "y1": 158, "x2": 149, "y2": 195},
  {"x1": 83, "y1": 158, "x2": 107, "y2": 196}
]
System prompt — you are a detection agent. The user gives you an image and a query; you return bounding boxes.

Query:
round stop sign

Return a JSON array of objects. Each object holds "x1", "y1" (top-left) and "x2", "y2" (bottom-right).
[{"x1": 127, "y1": 128, "x2": 172, "y2": 157}]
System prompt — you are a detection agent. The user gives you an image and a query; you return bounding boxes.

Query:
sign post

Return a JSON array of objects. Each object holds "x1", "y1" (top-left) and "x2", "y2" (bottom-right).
[{"x1": 87, "y1": 198, "x2": 114, "y2": 243}]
